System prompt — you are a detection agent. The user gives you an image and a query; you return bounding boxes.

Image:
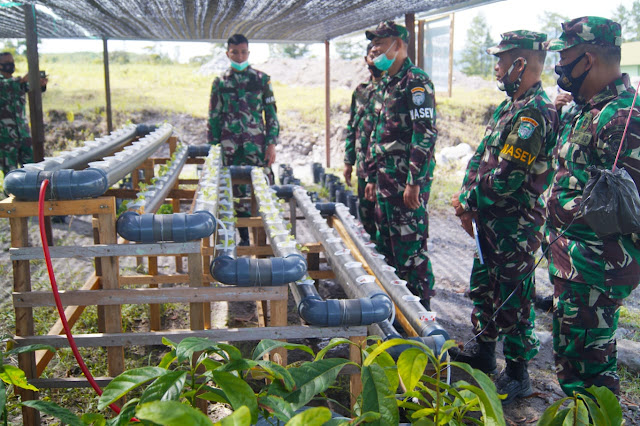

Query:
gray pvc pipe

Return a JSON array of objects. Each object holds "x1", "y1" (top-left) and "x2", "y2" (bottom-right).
[
  {"x1": 292, "y1": 187, "x2": 394, "y2": 326},
  {"x1": 188, "y1": 144, "x2": 211, "y2": 158},
  {"x1": 210, "y1": 168, "x2": 307, "y2": 286},
  {"x1": 333, "y1": 204, "x2": 449, "y2": 340},
  {"x1": 22, "y1": 124, "x2": 138, "y2": 172},
  {"x1": 4, "y1": 168, "x2": 109, "y2": 201},
  {"x1": 127, "y1": 144, "x2": 189, "y2": 213},
  {"x1": 372, "y1": 320, "x2": 447, "y2": 357},
  {"x1": 4, "y1": 124, "x2": 173, "y2": 201},
  {"x1": 89, "y1": 123, "x2": 173, "y2": 186},
  {"x1": 116, "y1": 210, "x2": 216, "y2": 242}
]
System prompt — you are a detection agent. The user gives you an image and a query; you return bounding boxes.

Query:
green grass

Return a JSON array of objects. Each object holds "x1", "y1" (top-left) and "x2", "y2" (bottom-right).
[
  {"x1": 38, "y1": 60, "x2": 352, "y2": 130},
  {"x1": 619, "y1": 306, "x2": 640, "y2": 342}
]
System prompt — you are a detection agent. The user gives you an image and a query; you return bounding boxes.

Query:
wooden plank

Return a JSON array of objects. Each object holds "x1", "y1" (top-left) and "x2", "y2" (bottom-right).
[
  {"x1": 203, "y1": 243, "x2": 324, "y2": 257},
  {"x1": 189, "y1": 252, "x2": 205, "y2": 331},
  {"x1": 104, "y1": 188, "x2": 196, "y2": 200},
  {"x1": 148, "y1": 256, "x2": 161, "y2": 331},
  {"x1": 119, "y1": 274, "x2": 190, "y2": 286},
  {"x1": 349, "y1": 335, "x2": 366, "y2": 409},
  {"x1": 308, "y1": 270, "x2": 334, "y2": 280},
  {"x1": 11, "y1": 241, "x2": 201, "y2": 260},
  {"x1": 236, "y1": 217, "x2": 263, "y2": 228},
  {"x1": 11, "y1": 214, "x2": 38, "y2": 425},
  {"x1": 270, "y1": 298, "x2": 288, "y2": 366},
  {"x1": 14, "y1": 325, "x2": 369, "y2": 348},
  {"x1": 30, "y1": 377, "x2": 113, "y2": 389},
  {"x1": 178, "y1": 178, "x2": 200, "y2": 185},
  {"x1": 35, "y1": 274, "x2": 100, "y2": 376},
  {"x1": 0, "y1": 196, "x2": 115, "y2": 218},
  {"x1": 15, "y1": 285, "x2": 288, "y2": 308},
  {"x1": 97, "y1": 211, "x2": 125, "y2": 378}
]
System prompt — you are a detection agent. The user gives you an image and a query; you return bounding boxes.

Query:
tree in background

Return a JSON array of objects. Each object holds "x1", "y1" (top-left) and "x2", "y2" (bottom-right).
[
  {"x1": 0, "y1": 39, "x2": 27, "y2": 57},
  {"x1": 335, "y1": 38, "x2": 369, "y2": 60},
  {"x1": 269, "y1": 43, "x2": 310, "y2": 59},
  {"x1": 538, "y1": 11, "x2": 569, "y2": 78},
  {"x1": 459, "y1": 14, "x2": 494, "y2": 77},
  {"x1": 613, "y1": 1, "x2": 640, "y2": 42}
]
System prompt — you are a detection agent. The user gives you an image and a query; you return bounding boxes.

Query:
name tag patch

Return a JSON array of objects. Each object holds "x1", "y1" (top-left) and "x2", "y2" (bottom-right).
[
  {"x1": 500, "y1": 143, "x2": 536, "y2": 165},
  {"x1": 517, "y1": 116, "x2": 539, "y2": 139},
  {"x1": 409, "y1": 107, "x2": 434, "y2": 120}
]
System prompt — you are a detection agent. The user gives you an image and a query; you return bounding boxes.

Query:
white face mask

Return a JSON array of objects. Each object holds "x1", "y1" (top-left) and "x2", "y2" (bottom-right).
[{"x1": 230, "y1": 59, "x2": 249, "y2": 71}]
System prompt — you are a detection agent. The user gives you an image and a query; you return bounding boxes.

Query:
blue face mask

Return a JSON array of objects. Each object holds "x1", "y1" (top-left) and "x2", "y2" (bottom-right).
[
  {"x1": 230, "y1": 60, "x2": 249, "y2": 71},
  {"x1": 373, "y1": 41, "x2": 397, "y2": 71}
]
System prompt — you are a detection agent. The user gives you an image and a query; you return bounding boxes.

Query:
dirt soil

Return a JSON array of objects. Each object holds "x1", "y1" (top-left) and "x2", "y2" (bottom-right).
[{"x1": 2, "y1": 105, "x2": 640, "y2": 424}]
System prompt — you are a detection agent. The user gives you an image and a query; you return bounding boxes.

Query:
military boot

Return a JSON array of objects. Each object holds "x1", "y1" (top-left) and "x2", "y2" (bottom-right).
[
  {"x1": 420, "y1": 298, "x2": 431, "y2": 311},
  {"x1": 238, "y1": 227, "x2": 250, "y2": 246},
  {"x1": 495, "y1": 360, "x2": 533, "y2": 405},
  {"x1": 449, "y1": 341, "x2": 498, "y2": 375}
]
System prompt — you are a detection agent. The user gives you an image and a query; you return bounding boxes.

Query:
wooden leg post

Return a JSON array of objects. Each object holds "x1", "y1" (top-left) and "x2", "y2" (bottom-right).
[
  {"x1": 148, "y1": 256, "x2": 161, "y2": 331},
  {"x1": 188, "y1": 251, "x2": 208, "y2": 414},
  {"x1": 349, "y1": 335, "x2": 365, "y2": 409},
  {"x1": 269, "y1": 296, "x2": 288, "y2": 366},
  {"x1": 11, "y1": 217, "x2": 40, "y2": 426},
  {"x1": 97, "y1": 210, "x2": 125, "y2": 379}
]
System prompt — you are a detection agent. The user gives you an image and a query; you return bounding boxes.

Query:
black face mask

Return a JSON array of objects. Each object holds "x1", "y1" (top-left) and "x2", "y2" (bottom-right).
[
  {"x1": 555, "y1": 53, "x2": 589, "y2": 100},
  {"x1": 0, "y1": 62, "x2": 15, "y2": 74},
  {"x1": 368, "y1": 64, "x2": 383, "y2": 78}
]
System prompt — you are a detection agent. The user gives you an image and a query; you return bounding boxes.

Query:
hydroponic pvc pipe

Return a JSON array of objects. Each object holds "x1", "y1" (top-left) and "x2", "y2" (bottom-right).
[
  {"x1": 116, "y1": 211, "x2": 216, "y2": 243},
  {"x1": 333, "y1": 203, "x2": 449, "y2": 340}
]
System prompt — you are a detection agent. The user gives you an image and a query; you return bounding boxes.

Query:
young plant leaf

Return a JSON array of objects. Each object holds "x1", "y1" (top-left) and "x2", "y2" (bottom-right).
[
  {"x1": 0, "y1": 364, "x2": 38, "y2": 391},
  {"x1": 215, "y1": 406, "x2": 251, "y2": 426},
  {"x1": 536, "y1": 397, "x2": 569, "y2": 425},
  {"x1": 256, "y1": 360, "x2": 296, "y2": 391},
  {"x1": 252, "y1": 339, "x2": 314, "y2": 361},
  {"x1": 139, "y1": 370, "x2": 187, "y2": 404},
  {"x1": 158, "y1": 349, "x2": 177, "y2": 369},
  {"x1": 258, "y1": 395, "x2": 296, "y2": 423},
  {"x1": 81, "y1": 412, "x2": 106, "y2": 426},
  {"x1": 361, "y1": 363, "x2": 399, "y2": 426},
  {"x1": 211, "y1": 371, "x2": 259, "y2": 424},
  {"x1": 586, "y1": 385, "x2": 623, "y2": 426},
  {"x1": 98, "y1": 366, "x2": 166, "y2": 409},
  {"x1": 580, "y1": 394, "x2": 610, "y2": 426},
  {"x1": 285, "y1": 407, "x2": 332, "y2": 425},
  {"x1": 314, "y1": 338, "x2": 355, "y2": 361},
  {"x1": 21, "y1": 400, "x2": 83, "y2": 426},
  {"x1": 104, "y1": 398, "x2": 139, "y2": 426},
  {"x1": 270, "y1": 358, "x2": 354, "y2": 411},
  {"x1": 5, "y1": 344, "x2": 55, "y2": 356},
  {"x1": 176, "y1": 337, "x2": 223, "y2": 363},
  {"x1": 398, "y1": 347, "x2": 428, "y2": 392},
  {"x1": 135, "y1": 400, "x2": 214, "y2": 425}
]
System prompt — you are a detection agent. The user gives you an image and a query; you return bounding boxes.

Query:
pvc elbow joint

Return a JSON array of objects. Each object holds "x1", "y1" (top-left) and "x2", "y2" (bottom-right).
[
  {"x1": 188, "y1": 145, "x2": 211, "y2": 158},
  {"x1": 4, "y1": 168, "x2": 109, "y2": 201},
  {"x1": 229, "y1": 166, "x2": 253, "y2": 179},
  {"x1": 116, "y1": 210, "x2": 216, "y2": 243},
  {"x1": 270, "y1": 185, "x2": 296, "y2": 200},
  {"x1": 315, "y1": 202, "x2": 336, "y2": 216},
  {"x1": 211, "y1": 254, "x2": 307, "y2": 286}
]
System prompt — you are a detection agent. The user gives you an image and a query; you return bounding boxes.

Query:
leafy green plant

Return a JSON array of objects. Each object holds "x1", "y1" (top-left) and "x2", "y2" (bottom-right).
[
  {"x1": 537, "y1": 386, "x2": 624, "y2": 426},
  {"x1": 0, "y1": 335, "x2": 55, "y2": 425},
  {"x1": 21, "y1": 337, "x2": 505, "y2": 425}
]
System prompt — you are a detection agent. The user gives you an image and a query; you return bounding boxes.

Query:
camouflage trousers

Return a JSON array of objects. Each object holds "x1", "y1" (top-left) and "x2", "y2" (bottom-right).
[
  {"x1": 375, "y1": 192, "x2": 434, "y2": 300},
  {"x1": 0, "y1": 137, "x2": 33, "y2": 176},
  {"x1": 469, "y1": 255, "x2": 540, "y2": 362},
  {"x1": 552, "y1": 276, "x2": 636, "y2": 396},
  {"x1": 357, "y1": 177, "x2": 377, "y2": 243}
]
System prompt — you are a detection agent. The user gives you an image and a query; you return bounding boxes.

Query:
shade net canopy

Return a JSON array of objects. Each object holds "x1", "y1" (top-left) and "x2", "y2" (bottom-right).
[{"x1": 0, "y1": 0, "x2": 497, "y2": 42}]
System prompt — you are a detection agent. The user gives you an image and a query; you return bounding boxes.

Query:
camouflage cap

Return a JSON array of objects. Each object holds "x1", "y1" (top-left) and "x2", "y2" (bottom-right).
[
  {"x1": 546, "y1": 16, "x2": 622, "y2": 51},
  {"x1": 366, "y1": 20, "x2": 409, "y2": 43},
  {"x1": 486, "y1": 30, "x2": 547, "y2": 55}
]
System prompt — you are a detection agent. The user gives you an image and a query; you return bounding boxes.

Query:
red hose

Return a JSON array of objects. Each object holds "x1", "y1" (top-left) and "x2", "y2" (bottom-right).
[{"x1": 37, "y1": 179, "x2": 121, "y2": 415}]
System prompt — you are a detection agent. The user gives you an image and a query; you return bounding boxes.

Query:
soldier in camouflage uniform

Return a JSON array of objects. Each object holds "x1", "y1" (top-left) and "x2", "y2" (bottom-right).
[
  {"x1": 207, "y1": 34, "x2": 279, "y2": 245},
  {"x1": 545, "y1": 16, "x2": 640, "y2": 397},
  {"x1": 450, "y1": 31, "x2": 558, "y2": 404},
  {"x1": 0, "y1": 52, "x2": 45, "y2": 176},
  {"x1": 363, "y1": 21, "x2": 437, "y2": 310},
  {"x1": 343, "y1": 43, "x2": 383, "y2": 241}
]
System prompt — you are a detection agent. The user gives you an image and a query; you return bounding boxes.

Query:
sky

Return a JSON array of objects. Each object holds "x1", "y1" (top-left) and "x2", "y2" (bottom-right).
[{"x1": 35, "y1": 0, "x2": 624, "y2": 64}]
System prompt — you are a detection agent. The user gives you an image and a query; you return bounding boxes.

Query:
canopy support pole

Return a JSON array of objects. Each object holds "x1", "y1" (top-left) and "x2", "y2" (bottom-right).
[
  {"x1": 103, "y1": 38, "x2": 113, "y2": 132},
  {"x1": 405, "y1": 13, "x2": 415, "y2": 63},
  {"x1": 24, "y1": 4, "x2": 44, "y2": 163},
  {"x1": 325, "y1": 39, "x2": 330, "y2": 168},
  {"x1": 448, "y1": 13, "x2": 455, "y2": 97}
]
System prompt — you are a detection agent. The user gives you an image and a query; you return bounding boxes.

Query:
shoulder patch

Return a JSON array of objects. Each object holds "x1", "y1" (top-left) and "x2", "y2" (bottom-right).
[
  {"x1": 411, "y1": 87, "x2": 426, "y2": 106},
  {"x1": 517, "y1": 116, "x2": 539, "y2": 139}
]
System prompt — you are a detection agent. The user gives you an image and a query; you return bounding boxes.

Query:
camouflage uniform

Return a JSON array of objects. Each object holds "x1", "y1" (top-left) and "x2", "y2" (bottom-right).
[
  {"x1": 545, "y1": 17, "x2": 639, "y2": 396},
  {"x1": 208, "y1": 66, "x2": 279, "y2": 216},
  {"x1": 458, "y1": 31, "x2": 559, "y2": 362},
  {"x1": 344, "y1": 77, "x2": 382, "y2": 241},
  {"x1": 0, "y1": 74, "x2": 33, "y2": 175},
  {"x1": 366, "y1": 22, "x2": 437, "y2": 301}
]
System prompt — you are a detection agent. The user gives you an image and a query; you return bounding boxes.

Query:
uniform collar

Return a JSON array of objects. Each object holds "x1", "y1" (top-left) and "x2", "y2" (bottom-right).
[
  {"x1": 386, "y1": 57, "x2": 413, "y2": 82},
  {"x1": 587, "y1": 73, "x2": 631, "y2": 109},
  {"x1": 224, "y1": 65, "x2": 253, "y2": 78}
]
